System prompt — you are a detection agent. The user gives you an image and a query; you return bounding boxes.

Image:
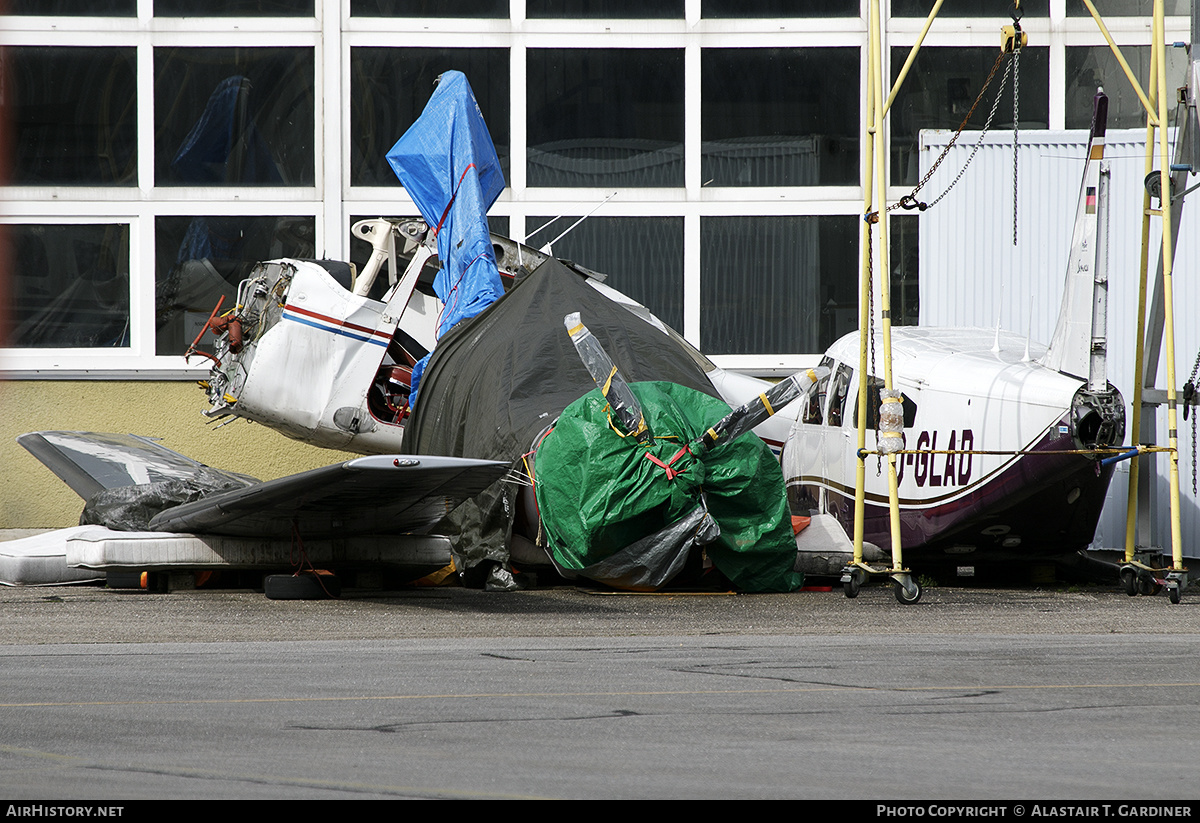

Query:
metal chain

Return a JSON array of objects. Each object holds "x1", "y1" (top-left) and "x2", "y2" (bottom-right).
[
  {"x1": 865, "y1": 216, "x2": 882, "y2": 477},
  {"x1": 923, "y1": 56, "x2": 1014, "y2": 211},
  {"x1": 1188, "y1": 349, "x2": 1200, "y2": 493},
  {"x1": 889, "y1": 49, "x2": 1011, "y2": 214},
  {"x1": 1012, "y1": 43, "x2": 1021, "y2": 246}
]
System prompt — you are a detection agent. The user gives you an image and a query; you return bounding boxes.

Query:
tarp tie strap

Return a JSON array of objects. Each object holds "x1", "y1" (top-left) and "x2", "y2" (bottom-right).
[{"x1": 643, "y1": 445, "x2": 692, "y2": 481}]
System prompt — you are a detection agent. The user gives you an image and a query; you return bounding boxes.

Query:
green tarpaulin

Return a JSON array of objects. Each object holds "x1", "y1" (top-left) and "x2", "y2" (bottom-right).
[{"x1": 534, "y1": 381, "x2": 802, "y2": 593}]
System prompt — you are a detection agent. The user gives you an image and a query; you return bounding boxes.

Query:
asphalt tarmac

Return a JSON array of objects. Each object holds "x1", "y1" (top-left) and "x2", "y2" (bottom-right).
[{"x1": 1, "y1": 581, "x2": 1197, "y2": 800}]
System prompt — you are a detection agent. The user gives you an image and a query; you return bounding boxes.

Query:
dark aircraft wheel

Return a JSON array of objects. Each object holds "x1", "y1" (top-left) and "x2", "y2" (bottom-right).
[
  {"x1": 1121, "y1": 568, "x2": 1137, "y2": 597},
  {"x1": 1136, "y1": 574, "x2": 1162, "y2": 597},
  {"x1": 264, "y1": 571, "x2": 341, "y2": 600},
  {"x1": 843, "y1": 569, "x2": 863, "y2": 599},
  {"x1": 1168, "y1": 584, "x2": 1181, "y2": 605},
  {"x1": 894, "y1": 579, "x2": 922, "y2": 605}
]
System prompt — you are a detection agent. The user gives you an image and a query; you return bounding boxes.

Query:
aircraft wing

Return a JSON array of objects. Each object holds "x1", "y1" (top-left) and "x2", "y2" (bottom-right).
[
  {"x1": 146, "y1": 455, "x2": 511, "y2": 538},
  {"x1": 20, "y1": 431, "x2": 511, "y2": 539},
  {"x1": 18, "y1": 431, "x2": 258, "y2": 499}
]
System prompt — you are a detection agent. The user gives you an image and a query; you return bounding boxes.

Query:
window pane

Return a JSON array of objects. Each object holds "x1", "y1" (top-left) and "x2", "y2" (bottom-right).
[
  {"x1": 155, "y1": 216, "x2": 316, "y2": 355},
  {"x1": 890, "y1": 46, "x2": 1048, "y2": 186},
  {"x1": 893, "y1": 0, "x2": 1048, "y2": 16},
  {"x1": 1067, "y1": 0, "x2": 1189, "y2": 15},
  {"x1": 701, "y1": 216, "x2": 857, "y2": 355},
  {"x1": 528, "y1": 0, "x2": 683, "y2": 17},
  {"x1": 350, "y1": 0, "x2": 507, "y2": 16},
  {"x1": 703, "y1": 48, "x2": 858, "y2": 187},
  {"x1": 350, "y1": 48, "x2": 509, "y2": 187},
  {"x1": 154, "y1": 48, "x2": 314, "y2": 186},
  {"x1": 702, "y1": 0, "x2": 858, "y2": 16},
  {"x1": 10, "y1": 0, "x2": 134, "y2": 13},
  {"x1": 7, "y1": 47, "x2": 137, "y2": 185},
  {"x1": 154, "y1": 0, "x2": 312, "y2": 14},
  {"x1": 528, "y1": 216, "x2": 683, "y2": 331},
  {"x1": 528, "y1": 49, "x2": 684, "y2": 188},
  {"x1": 7, "y1": 224, "x2": 130, "y2": 348},
  {"x1": 1066, "y1": 46, "x2": 1189, "y2": 130}
]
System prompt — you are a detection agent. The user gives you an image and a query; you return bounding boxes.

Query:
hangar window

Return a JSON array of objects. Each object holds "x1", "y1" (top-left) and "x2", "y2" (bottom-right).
[
  {"x1": 702, "y1": 0, "x2": 857, "y2": 16},
  {"x1": 154, "y1": 48, "x2": 315, "y2": 187},
  {"x1": 889, "y1": 46, "x2": 1049, "y2": 186},
  {"x1": 349, "y1": 0, "x2": 507, "y2": 16},
  {"x1": 7, "y1": 47, "x2": 137, "y2": 186},
  {"x1": 526, "y1": 48, "x2": 685, "y2": 188},
  {"x1": 154, "y1": 1, "x2": 312, "y2": 14},
  {"x1": 701, "y1": 48, "x2": 859, "y2": 188},
  {"x1": 7, "y1": 223, "x2": 131, "y2": 349},
  {"x1": 155, "y1": 216, "x2": 317, "y2": 356},
  {"x1": 528, "y1": 0, "x2": 683, "y2": 17},
  {"x1": 349, "y1": 48, "x2": 510, "y2": 187},
  {"x1": 700, "y1": 215, "x2": 858, "y2": 355},
  {"x1": 8, "y1": 1, "x2": 134, "y2": 13},
  {"x1": 527, "y1": 216, "x2": 683, "y2": 332},
  {"x1": 1066, "y1": 46, "x2": 1189, "y2": 130}
]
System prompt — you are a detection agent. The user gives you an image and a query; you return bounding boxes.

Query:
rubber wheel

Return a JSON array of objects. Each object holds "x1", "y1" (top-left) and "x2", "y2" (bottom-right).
[
  {"x1": 1121, "y1": 568, "x2": 1137, "y2": 597},
  {"x1": 1169, "y1": 584, "x2": 1181, "y2": 605},
  {"x1": 1136, "y1": 574, "x2": 1162, "y2": 597},
  {"x1": 894, "y1": 579, "x2": 922, "y2": 605},
  {"x1": 264, "y1": 571, "x2": 341, "y2": 600},
  {"x1": 843, "y1": 576, "x2": 860, "y2": 598}
]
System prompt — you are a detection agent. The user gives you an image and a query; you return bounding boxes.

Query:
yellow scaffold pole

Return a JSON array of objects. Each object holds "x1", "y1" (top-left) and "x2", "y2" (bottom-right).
[
  {"x1": 1152, "y1": 0, "x2": 1187, "y2": 582},
  {"x1": 846, "y1": 0, "x2": 921, "y2": 604},
  {"x1": 1107, "y1": 0, "x2": 1189, "y2": 602}
]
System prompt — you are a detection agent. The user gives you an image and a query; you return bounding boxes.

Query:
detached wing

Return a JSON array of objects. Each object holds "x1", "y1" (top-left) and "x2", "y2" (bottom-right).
[
  {"x1": 147, "y1": 455, "x2": 510, "y2": 538},
  {"x1": 18, "y1": 431, "x2": 257, "y2": 499}
]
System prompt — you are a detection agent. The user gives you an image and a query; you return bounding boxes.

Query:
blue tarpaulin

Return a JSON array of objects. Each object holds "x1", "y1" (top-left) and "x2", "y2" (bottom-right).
[{"x1": 386, "y1": 71, "x2": 506, "y2": 406}]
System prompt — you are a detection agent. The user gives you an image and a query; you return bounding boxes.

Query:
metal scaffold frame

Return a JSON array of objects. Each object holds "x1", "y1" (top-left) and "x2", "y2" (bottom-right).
[{"x1": 847, "y1": 0, "x2": 1193, "y2": 604}]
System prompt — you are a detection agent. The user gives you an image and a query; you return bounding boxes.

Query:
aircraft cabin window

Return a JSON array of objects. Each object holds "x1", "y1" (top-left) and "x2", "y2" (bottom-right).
[
  {"x1": 826, "y1": 363, "x2": 852, "y2": 428},
  {"x1": 804, "y1": 357, "x2": 834, "y2": 425}
]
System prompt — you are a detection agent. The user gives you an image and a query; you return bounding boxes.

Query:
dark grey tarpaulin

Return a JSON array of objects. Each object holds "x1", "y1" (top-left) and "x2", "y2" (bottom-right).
[{"x1": 400, "y1": 257, "x2": 720, "y2": 584}]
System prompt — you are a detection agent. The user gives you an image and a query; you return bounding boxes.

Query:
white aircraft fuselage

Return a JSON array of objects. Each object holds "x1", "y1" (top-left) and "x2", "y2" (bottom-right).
[{"x1": 782, "y1": 327, "x2": 1124, "y2": 565}]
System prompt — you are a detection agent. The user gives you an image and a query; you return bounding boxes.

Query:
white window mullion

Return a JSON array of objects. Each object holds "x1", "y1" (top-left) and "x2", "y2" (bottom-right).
[
  {"x1": 320, "y1": 0, "x2": 343, "y2": 260},
  {"x1": 683, "y1": 211, "x2": 700, "y2": 350},
  {"x1": 510, "y1": 42, "x2": 527, "y2": 204}
]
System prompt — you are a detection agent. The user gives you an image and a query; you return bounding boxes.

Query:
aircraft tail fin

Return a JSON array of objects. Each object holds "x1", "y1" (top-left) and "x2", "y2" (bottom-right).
[{"x1": 1040, "y1": 89, "x2": 1110, "y2": 382}]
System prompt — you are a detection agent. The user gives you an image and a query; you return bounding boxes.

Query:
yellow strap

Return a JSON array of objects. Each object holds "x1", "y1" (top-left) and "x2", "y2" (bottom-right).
[
  {"x1": 882, "y1": 396, "x2": 902, "y2": 404},
  {"x1": 601, "y1": 365, "x2": 617, "y2": 397},
  {"x1": 567, "y1": 322, "x2": 584, "y2": 336},
  {"x1": 759, "y1": 393, "x2": 774, "y2": 416}
]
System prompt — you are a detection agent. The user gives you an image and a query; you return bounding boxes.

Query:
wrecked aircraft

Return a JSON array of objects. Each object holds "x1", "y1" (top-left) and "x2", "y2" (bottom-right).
[{"x1": 14, "y1": 71, "x2": 815, "y2": 595}]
